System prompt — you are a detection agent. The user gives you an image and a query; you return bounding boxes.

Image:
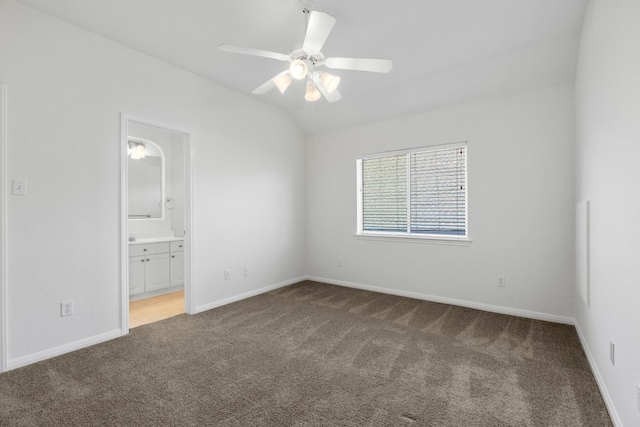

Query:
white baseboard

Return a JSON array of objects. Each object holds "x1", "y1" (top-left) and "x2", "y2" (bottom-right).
[
  {"x1": 305, "y1": 276, "x2": 574, "y2": 325},
  {"x1": 574, "y1": 322, "x2": 622, "y2": 427},
  {"x1": 4, "y1": 276, "x2": 306, "y2": 371},
  {"x1": 307, "y1": 276, "x2": 622, "y2": 424},
  {"x1": 6, "y1": 329, "x2": 124, "y2": 371},
  {"x1": 193, "y1": 276, "x2": 306, "y2": 314},
  {"x1": 1, "y1": 276, "x2": 620, "y2": 427}
]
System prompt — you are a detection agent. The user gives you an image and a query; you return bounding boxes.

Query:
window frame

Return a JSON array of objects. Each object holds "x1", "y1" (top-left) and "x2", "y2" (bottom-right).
[{"x1": 356, "y1": 142, "x2": 470, "y2": 245}]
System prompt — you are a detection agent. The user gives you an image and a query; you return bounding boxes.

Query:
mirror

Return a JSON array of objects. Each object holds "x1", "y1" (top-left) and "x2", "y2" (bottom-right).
[{"x1": 127, "y1": 138, "x2": 164, "y2": 219}]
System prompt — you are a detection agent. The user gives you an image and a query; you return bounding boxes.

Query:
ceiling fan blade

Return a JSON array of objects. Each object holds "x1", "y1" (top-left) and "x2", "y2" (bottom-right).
[
  {"x1": 303, "y1": 11, "x2": 336, "y2": 54},
  {"x1": 311, "y1": 74, "x2": 343, "y2": 103},
  {"x1": 325, "y1": 57, "x2": 393, "y2": 73},
  {"x1": 218, "y1": 43, "x2": 289, "y2": 61},
  {"x1": 252, "y1": 71, "x2": 287, "y2": 95},
  {"x1": 252, "y1": 79, "x2": 276, "y2": 95}
]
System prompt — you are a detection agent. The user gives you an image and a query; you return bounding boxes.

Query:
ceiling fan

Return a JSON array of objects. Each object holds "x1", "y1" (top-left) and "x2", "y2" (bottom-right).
[{"x1": 218, "y1": 0, "x2": 393, "y2": 103}]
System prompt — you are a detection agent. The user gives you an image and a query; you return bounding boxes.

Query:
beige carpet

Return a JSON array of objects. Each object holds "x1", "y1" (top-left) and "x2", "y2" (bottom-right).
[{"x1": 0, "y1": 281, "x2": 611, "y2": 426}]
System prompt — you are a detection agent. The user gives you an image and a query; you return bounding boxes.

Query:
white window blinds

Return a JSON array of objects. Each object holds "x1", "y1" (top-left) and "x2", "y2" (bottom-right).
[
  {"x1": 360, "y1": 145, "x2": 467, "y2": 237},
  {"x1": 362, "y1": 154, "x2": 407, "y2": 232}
]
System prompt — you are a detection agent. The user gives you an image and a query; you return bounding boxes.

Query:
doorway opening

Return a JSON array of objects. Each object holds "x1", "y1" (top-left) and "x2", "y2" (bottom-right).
[{"x1": 120, "y1": 114, "x2": 192, "y2": 332}]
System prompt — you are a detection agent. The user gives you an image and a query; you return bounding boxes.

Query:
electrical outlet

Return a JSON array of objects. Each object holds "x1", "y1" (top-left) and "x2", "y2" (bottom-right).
[
  {"x1": 338, "y1": 258, "x2": 342, "y2": 267},
  {"x1": 12, "y1": 179, "x2": 27, "y2": 196},
  {"x1": 244, "y1": 266, "x2": 249, "y2": 276},
  {"x1": 497, "y1": 275, "x2": 505, "y2": 287},
  {"x1": 610, "y1": 341, "x2": 615, "y2": 365},
  {"x1": 61, "y1": 301, "x2": 73, "y2": 317},
  {"x1": 224, "y1": 270, "x2": 230, "y2": 280}
]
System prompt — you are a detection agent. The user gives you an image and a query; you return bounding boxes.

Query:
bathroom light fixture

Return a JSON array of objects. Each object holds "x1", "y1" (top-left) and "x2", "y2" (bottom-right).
[{"x1": 129, "y1": 142, "x2": 146, "y2": 160}]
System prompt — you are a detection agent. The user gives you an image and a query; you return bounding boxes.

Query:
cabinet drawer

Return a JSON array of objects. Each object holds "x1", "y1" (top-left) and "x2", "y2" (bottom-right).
[
  {"x1": 129, "y1": 242, "x2": 170, "y2": 257},
  {"x1": 170, "y1": 240, "x2": 184, "y2": 252}
]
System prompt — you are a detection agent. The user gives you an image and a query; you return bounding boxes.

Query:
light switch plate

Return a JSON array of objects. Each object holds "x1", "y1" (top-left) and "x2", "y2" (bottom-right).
[{"x1": 610, "y1": 341, "x2": 615, "y2": 365}]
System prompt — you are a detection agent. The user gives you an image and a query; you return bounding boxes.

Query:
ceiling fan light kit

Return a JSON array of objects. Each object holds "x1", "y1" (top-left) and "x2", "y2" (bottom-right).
[
  {"x1": 218, "y1": 1, "x2": 392, "y2": 103},
  {"x1": 289, "y1": 59, "x2": 309, "y2": 80},
  {"x1": 305, "y1": 82, "x2": 322, "y2": 102},
  {"x1": 320, "y1": 72, "x2": 340, "y2": 94},
  {"x1": 273, "y1": 73, "x2": 292, "y2": 94}
]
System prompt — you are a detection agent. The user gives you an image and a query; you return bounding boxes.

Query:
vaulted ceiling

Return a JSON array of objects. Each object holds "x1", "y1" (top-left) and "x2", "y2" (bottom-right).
[{"x1": 15, "y1": 0, "x2": 588, "y2": 134}]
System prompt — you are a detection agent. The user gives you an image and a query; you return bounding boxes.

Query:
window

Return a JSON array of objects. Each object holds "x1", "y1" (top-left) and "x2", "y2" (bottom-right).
[{"x1": 356, "y1": 143, "x2": 468, "y2": 241}]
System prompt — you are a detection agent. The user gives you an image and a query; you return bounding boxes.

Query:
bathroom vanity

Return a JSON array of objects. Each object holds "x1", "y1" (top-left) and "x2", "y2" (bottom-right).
[{"x1": 128, "y1": 237, "x2": 184, "y2": 300}]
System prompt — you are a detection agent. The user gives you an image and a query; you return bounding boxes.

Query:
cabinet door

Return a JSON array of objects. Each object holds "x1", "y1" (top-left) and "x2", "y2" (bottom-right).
[
  {"x1": 170, "y1": 251, "x2": 184, "y2": 287},
  {"x1": 145, "y1": 253, "x2": 171, "y2": 291},
  {"x1": 129, "y1": 255, "x2": 146, "y2": 295}
]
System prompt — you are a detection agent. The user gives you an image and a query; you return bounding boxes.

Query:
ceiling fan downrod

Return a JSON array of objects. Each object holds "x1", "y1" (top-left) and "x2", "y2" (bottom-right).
[{"x1": 298, "y1": 0, "x2": 315, "y2": 15}]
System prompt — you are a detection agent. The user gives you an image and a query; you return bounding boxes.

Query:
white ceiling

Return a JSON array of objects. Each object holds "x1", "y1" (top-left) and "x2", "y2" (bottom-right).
[{"x1": 15, "y1": 0, "x2": 588, "y2": 134}]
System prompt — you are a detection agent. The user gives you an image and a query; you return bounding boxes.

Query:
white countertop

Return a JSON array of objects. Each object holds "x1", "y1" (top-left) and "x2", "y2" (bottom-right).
[{"x1": 129, "y1": 236, "x2": 184, "y2": 245}]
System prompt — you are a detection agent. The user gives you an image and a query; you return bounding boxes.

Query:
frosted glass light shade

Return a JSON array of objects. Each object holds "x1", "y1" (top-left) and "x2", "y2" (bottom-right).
[
  {"x1": 273, "y1": 73, "x2": 292, "y2": 94},
  {"x1": 305, "y1": 83, "x2": 321, "y2": 102},
  {"x1": 289, "y1": 59, "x2": 308, "y2": 80},
  {"x1": 320, "y1": 72, "x2": 340, "y2": 93}
]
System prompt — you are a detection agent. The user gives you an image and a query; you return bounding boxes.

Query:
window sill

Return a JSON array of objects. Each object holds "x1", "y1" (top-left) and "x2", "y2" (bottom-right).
[{"x1": 354, "y1": 232, "x2": 471, "y2": 246}]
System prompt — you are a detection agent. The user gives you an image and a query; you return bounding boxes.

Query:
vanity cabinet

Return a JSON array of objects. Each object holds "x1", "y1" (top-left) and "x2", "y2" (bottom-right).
[
  {"x1": 170, "y1": 240, "x2": 185, "y2": 287},
  {"x1": 129, "y1": 240, "x2": 184, "y2": 297}
]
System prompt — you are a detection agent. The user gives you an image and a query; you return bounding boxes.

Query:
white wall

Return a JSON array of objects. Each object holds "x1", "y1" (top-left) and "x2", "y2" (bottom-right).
[
  {"x1": 307, "y1": 84, "x2": 575, "y2": 320},
  {"x1": 574, "y1": 0, "x2": 640, "y2": 425},
  {"x1": 0, "y1": 0, "x2": 306, "y2": 365}
]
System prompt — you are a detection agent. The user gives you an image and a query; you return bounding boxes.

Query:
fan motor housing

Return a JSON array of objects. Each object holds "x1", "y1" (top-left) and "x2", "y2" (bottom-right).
[{"x1": 289, "y1": 43, "x2": 324, "y2": 67}]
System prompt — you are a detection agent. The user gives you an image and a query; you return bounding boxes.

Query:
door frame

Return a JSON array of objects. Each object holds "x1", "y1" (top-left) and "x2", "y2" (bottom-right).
[
  {"x1": 0, "y1": 83, "x2": 7, "y2": 372},
  {"x1": 120, "y1": 113, "x2": 194, "y2": 333}
]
